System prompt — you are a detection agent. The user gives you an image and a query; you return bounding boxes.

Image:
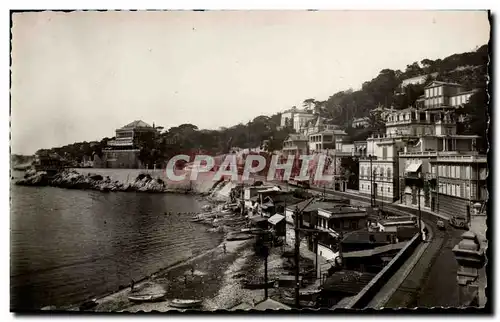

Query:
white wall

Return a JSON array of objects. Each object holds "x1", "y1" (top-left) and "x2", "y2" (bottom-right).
[{"x1": 318, "y1": 244, "x2": 339, "y2": 261}]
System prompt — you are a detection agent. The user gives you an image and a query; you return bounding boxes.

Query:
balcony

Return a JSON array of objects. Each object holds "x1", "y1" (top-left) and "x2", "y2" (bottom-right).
[
  {"x1": 399, "y1": 151, "x2": 438, "y2": 158},
  {"x1": 436, "y1": 154, "x2": 487, "y2": 163}
]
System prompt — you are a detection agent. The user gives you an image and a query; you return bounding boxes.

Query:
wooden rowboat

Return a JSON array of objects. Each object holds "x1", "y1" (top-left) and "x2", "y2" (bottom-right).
[
  {"x1": 169, "y1": 299, "x2": 202, "y2": 309},
  {"x1": 128, "y1": 293, "x2": 166, "y2": 303}
]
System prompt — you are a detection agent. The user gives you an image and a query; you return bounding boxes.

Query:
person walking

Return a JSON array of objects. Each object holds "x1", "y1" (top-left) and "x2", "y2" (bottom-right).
[{"x1": 223, "y1": 243, "x2": 227, "y2": 254}]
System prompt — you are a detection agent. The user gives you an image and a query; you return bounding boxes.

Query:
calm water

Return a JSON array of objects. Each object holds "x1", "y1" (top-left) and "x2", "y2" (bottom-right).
[{"x1": 10, "y1": 181, "x2": 222, "y2": 311}]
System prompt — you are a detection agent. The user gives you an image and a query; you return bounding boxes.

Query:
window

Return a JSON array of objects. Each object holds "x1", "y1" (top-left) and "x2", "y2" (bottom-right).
[
  {"x1": 387, "y1": 168, "x2": 392, "y2": 178},
  {"x1": 465, "y1": 166, "x2": 471, "y2": 179},
  {"x1": 456, "y1": 184, "x2": 461, "y2": 198},
  {"x1": 343, "y1": 221, "x2": 350, "y2": 229},
  {"x1": 466, "y1": 184, "x2": 471, "y2": 198},
  {"x1": 388, "y1": 187, "x2": 391, "y2": 193},
  {"x1": 438, "y1": 86, "x2": 443, "y2": 96},
  {"x1": 351, "y1": 222, "x2": 358, "y2": 230},
  {"x1": 380, "y1": 167, "x2": 385, "y2": 178},
  {"x1": 382, "y1": 147, "x2": 387, "y2": 160}
]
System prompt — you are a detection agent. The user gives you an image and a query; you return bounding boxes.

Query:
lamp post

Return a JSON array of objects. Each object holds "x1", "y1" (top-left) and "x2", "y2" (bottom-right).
[
  {"x1": 417, "y1": 172, "x2": 423, "y2": 238},
  {"x1": 369, "y1": 154, "x2": 373, "y2": 207}
]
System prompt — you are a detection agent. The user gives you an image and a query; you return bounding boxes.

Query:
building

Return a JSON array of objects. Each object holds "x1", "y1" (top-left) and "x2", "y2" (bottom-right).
[
  {"x1": 400, "y1": 73, "x2": 438, "y2": 89},
  {"x1": 358, "y1": 135, "x2": 404, "y2": 202},
  {"x1": 431, "y1": 153, "x2": 488, "y2": 219},
  {"x1": 282, "y1": 134, "x2": 309, "y2": 156},
  {"x1": 96, "y1": 120, "x2": 161, "y2": 169},
  {"x1": 394, "y1": 83, "x2": 484, "y2": 216},
  {"x1": 376, "y1": 216, "x2": 417, "y2": 232},
  {"x1": 423, "y1": 81, "x2": 478, "y2": 110},
  {"x1": 293, "y1": 109, "x2": 316, "y2": 132},
  {"x1": 305, "y1": 116, "x2": 348, "y2": 153},
  {"x1": 352, "y1": 117, "x2": 370, "y2": 128},
  {"x1": 280, "y1": 106, "x2": 298, "y2": 128},
  {"x1": 316, "y1": 205, "x2": 368, "y2": 233}
]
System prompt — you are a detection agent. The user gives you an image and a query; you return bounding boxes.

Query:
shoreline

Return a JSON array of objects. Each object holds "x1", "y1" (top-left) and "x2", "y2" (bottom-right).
[{"x1": 88, "y1": 238, "x2": 253, "y2": 312}]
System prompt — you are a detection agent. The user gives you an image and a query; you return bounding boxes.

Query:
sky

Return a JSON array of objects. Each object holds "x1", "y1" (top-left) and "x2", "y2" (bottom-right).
[{"x1": 10, "y1": 10, "x2": 490, "y2": 155}]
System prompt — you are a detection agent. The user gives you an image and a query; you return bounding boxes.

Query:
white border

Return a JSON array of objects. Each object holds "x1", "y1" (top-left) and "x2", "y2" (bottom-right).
[{"x1": 2, "y1": 1, "x2": 498, "y2": 322}]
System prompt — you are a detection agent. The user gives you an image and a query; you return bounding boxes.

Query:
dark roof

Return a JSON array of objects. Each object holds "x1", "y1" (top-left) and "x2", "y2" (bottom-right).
[
  {"x1": 425, "y1": 81, "x2": 463, "y2": 88},
  {"x1": 320, "y1": 206, "x2": 366, "y2": 216},
  {"x1": 341, "y1": 231, "x2": 394, "y2": 244},
  {"x1": 322, "y1": 271, "x2": 376, "y2": 295},
  {"x1": 265, "y1": 194, "x2": 304, "y2": 206},
  {"x1": 286, "y1": 198, "x2": 349, "y2": 212},
  {"x1": 121, "y1": 120, "x2": 152, "y2": 129}
]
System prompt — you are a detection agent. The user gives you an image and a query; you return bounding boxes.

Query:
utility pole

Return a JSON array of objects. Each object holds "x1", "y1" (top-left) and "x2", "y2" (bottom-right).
[
  {"x1": 418, "y1": 174, "x2": 422, "y2": 238},
  {"x1": 293, "y1": 198, "x2": 315, "y2": 308},
  {"x1": 294, "y1": 205, "x2": 301, "y2": 308},
  {"x1": 264, "y1": 233, "x2": 269, "y2": 300}
]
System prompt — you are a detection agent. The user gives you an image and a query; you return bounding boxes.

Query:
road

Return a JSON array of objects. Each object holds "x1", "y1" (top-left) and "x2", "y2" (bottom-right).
[{"x1": 251, "y1": 176, "x2": 464, "y2": 308}]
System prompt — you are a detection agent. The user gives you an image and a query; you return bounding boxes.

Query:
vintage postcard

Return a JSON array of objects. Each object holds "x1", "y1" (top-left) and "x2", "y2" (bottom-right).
[{"x1": 9, "y1": 10, "x2": 490, "y2": 312}]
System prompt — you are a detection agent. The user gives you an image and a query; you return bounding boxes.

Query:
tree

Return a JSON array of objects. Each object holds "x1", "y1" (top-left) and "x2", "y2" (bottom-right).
[
  {"x1": 302, "y1": 98, "x2": 316, "y2": 111},
  {"x1": 456, "y1": 89, "x2": 489, "y2": 152}
]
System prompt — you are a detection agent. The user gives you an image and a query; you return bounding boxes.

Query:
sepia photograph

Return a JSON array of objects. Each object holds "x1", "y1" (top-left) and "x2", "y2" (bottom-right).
[{"x1": 9, "y1": 9, "x2": 490, "y2": 313}]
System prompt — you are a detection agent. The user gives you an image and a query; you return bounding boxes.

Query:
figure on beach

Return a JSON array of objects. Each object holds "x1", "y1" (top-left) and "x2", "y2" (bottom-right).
[
  {"x1": 130, "y1": 280, "x2": 135, "y2": 291},
  {"x1": 223, "y1": 243, "x2": 227, "y2": 254}
]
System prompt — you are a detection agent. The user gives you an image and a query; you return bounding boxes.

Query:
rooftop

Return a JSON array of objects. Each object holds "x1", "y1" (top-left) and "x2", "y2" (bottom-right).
[
  {"x1": 121, "y1": 120, "x2": 153, "y2": 129},
  {"x1": 425, "y1": 81, "x2": 463, "y2": 88},
  {"x1": 285, "y1": 134, "x2": 308, "y2": 141},
  {"x1": 322, "y1": 270, "x2": 376, "y2": 295},
  {"x1": 341, "y1": 231, "x2": 395, "y2": 244},
  {"x1": 286, "y1": 198, "x2": 349, "y2": 212}
]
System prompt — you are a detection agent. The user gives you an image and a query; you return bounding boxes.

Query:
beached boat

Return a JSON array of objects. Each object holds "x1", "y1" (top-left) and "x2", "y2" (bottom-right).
[
  {"x1": 128, "y1": 293, "x2": 166, "y2": 302},
  {"x1": 190, "y1": 218, "x2": 204, "y2": 223},
  {"x1": 127, "y1": 282, "x2": 166, "y2": 303},
  {"x1": 281, "y1": 296, "x2": 317, "y2": 308},
  {"x1": 169, "y1": 299, "x2": 202, "y2": 309},
  {"x1": 284, "y1": 289, "x2": 321, "y2": 301}
]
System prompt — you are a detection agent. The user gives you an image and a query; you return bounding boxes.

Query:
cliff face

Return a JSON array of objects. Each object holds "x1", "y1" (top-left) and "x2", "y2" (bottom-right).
[
  {"x1": 16, "y1": 169, "x2": 168, "y2": 193},
  {"x1": 14, "y1": 168, "x2": 236, "y2": 200}
]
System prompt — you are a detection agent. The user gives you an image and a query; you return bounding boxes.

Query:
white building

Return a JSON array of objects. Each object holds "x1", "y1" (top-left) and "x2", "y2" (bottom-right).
[{"x1": 400, "y1": 73, "x2": 438, "y2": 89}]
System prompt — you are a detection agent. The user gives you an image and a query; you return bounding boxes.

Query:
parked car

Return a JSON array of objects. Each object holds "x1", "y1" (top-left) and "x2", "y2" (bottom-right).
[{"x1": 449, "y1": 216, "x2": 468, "y2": 229}]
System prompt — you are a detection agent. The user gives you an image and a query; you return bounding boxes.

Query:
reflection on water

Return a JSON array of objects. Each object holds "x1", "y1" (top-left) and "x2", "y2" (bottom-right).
[{"x1": 10, "y1": 184, "x2": 222, "y2": 310}]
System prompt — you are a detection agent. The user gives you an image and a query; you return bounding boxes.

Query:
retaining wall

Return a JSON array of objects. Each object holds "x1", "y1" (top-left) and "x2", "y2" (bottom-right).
[{"x1": 342, "y1": 232, "x2": 422, "y2": 309}]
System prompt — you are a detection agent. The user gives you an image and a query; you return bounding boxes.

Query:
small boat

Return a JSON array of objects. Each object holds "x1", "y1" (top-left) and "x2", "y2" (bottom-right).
[
  {"x1": 128, "y1": 282, "x2": 166, "y2": 303},
  {"x1": 190, "y1": 218, "x2": 204, "y2": 223},
  {"x1": 169, "y1": 299, "x2": 202, "y2": 309},
  {"x1": 128, "y1": 294, "x2": 166, "y2": 302},
  {"x1": 79, "y1": 299, "x2": 98, "y2": 310}
]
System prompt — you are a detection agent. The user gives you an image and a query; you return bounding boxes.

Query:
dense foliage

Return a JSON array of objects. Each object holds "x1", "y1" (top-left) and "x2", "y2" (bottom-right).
[{"x1": 34, "y1": 44, "x2": 489, "y2": 164}]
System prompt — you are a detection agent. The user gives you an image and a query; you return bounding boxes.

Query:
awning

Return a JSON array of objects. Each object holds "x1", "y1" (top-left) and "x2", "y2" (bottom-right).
[
  {"x1": 405, "y1": 162, "x2": 422, "y2": 173},
  {"x1": 268, "y1": 214, "x2": 285, "y2": 225}
]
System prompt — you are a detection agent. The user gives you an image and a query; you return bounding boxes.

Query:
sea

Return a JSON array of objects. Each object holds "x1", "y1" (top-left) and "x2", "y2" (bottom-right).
[{"x1": 10, "y1": 170, "x2": 223, "y2": 311}]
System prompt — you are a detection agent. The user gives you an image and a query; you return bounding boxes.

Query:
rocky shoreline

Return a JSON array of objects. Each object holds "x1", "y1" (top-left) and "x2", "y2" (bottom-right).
[{"x1": 15, "y1": 169, "x2": 180, "y2": 193}]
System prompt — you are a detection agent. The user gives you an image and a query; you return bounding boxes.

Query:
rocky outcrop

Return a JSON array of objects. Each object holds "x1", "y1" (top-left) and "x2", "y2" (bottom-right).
[{"x1": 16, "y1": 169, "x2": 168, "y2": 193}]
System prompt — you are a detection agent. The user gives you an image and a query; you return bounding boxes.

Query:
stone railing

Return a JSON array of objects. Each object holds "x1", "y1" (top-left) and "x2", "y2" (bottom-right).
[{"x1": 437, "y1": 154, "x2": 487, "y2": 163}]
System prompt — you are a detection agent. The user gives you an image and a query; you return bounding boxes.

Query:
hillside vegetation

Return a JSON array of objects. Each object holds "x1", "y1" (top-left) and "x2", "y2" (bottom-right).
[{"x1": 32, "y1": 44, "x2": 489, "y2": 166}]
